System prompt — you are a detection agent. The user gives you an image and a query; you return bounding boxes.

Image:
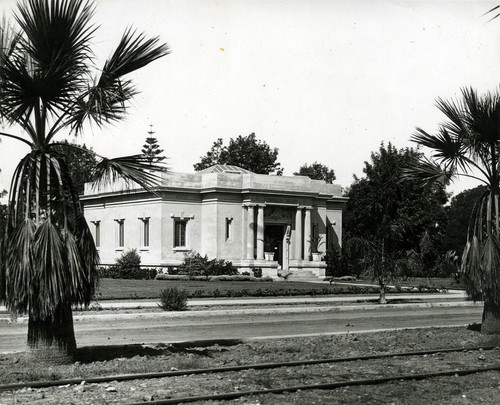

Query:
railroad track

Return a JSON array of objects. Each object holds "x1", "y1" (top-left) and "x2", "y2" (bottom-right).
[{"x1": 1, "y1": 345, "x2": 499, "y2": 404}]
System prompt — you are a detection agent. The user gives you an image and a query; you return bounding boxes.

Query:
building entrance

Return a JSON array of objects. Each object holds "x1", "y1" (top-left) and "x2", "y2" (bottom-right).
[{"x1": 265, "y1": 224, "x2": 290, "y2": 270}]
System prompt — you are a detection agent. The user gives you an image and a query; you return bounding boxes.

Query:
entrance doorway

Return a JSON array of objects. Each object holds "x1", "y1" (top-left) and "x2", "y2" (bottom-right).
[{"x1": 265, "y1": 224, "x2": 290, "y2": 269}]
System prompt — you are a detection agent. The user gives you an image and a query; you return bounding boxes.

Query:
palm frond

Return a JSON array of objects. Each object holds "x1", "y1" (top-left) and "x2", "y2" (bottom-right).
[
  {"x1": 401, "y1": 155, "x2": 453, "y2": 187},
  {"x1": 411, "y1": 126, "x2": 466, "y2": 169},
  {"x1": 13, "y1": 0, "x2": 96, "y2": 112},
  {"x1": 0, "y1": 15, "x2": 21, "y2": 62},
  {"x1": 68, "y1": 80, "x2": 137, "y2": 134},
  {"x1": 4, "y1": 218, "x2": 36, "y2": 314},
  {"x1": 461, "y1": 235, "x2": 483, "y2": 301},
  {"x1": 462, "y1": 87, "x2": 500, "y2": 146},
  {"x1": 68, "y1": 28, "x2": 169, "y2": 134},
  {"x1": 73, "y1": 214, "x2": 99, "y2": 304},
  {"x1": 30, "y1": 220, "x2": 71, "y2": 320},
  {"x1": 100, "y1": 27, "x2": 170, "y2": 84},
  {"x1": 483, "y1": 5, "x2": 500, "y2": 23},
  {"x1": 435, "y1": 95, "x2": 468, "y2": 139},
  {"x1": 92, "y1": 154, "x2": 166, "y2": 194},
  {"x1": 61, "y1": 226, "x2": 97, "y2": 305}
]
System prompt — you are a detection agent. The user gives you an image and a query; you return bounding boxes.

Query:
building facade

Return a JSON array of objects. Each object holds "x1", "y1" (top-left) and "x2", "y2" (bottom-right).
[{"x1": 82, "y1": 165, "x2": 347, "y2": 278}]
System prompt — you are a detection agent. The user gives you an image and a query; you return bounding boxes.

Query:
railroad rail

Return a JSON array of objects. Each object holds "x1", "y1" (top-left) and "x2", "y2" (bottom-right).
[
  {"x1": 0, "y1": 345, "x2": 498, "y2": 404},
  {"x1": 128, "y1": 364, "x2": 500, "y2": 405}
]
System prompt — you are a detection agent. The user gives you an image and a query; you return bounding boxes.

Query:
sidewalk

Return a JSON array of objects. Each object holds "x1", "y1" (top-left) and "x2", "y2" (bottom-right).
[{"x1": 0, "y1": 290, "x2": 478, "y2": 324}]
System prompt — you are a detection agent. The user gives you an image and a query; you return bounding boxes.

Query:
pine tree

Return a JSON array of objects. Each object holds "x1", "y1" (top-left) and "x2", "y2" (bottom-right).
[{"x1": 142, "y1": 125, "x2": 166, "y2": 165}]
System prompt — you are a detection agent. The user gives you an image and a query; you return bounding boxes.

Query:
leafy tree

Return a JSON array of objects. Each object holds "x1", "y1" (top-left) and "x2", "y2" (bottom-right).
[
  {"x1": 194, "y1": 133, "x2": 283, "y2": 175},
  {"x1": 0, "y1": 0, "x2": 169, "y2": 363},
  {"x1": 294, "y1": 162, "x2": 336, "y2": 183},
  {"x1": 443, "y1": 185, "x2": 488, "y2": 257},
  {"x1": 345, "y1": 143, "x2": 447, "y2": 253},
  {"x1": 344, "y1": 143, "x2": 448, "y2": 299},
  {"x1": 408, "y1": 87, "x2": 500, "y2": 334},
  {"x1": 141, "y1": 125, "x2": 166, "y2": 165},
  {"x1": 53, "y1": 140, "x2": 97, "y2": 194}
]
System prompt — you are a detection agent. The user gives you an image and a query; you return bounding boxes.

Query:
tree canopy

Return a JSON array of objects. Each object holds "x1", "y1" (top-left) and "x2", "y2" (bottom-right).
[
  {"x1": 193, "y1": 133, "x2": 283, "y2": 175},
  {"x1": 294, "y1": 162, "x2": 336, "y2": 183},
  {"x1": 344, "y1": 143, "x2": 448, "y2": 272}
]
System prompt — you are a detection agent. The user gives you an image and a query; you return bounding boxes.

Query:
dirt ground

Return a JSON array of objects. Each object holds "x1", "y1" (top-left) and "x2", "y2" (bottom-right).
[{"x1": 1, "y1": 326, "x2": 500, "y2": 404}]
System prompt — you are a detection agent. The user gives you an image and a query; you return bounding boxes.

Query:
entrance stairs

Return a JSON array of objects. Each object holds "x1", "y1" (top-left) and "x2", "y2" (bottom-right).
[{"x1": 288, "y1": 270, "x2": 323, "y2": 282}]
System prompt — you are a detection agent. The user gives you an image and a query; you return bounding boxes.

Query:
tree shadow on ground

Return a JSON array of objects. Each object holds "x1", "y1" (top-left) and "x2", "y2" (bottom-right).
[{"x1": 75, "y1": 339, "x2": 244, "y2": 363}]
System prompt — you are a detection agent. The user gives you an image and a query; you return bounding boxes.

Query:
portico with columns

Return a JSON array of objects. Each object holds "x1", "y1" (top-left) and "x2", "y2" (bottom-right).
[{"x1": 82, "y1": 164, "x2": 346, "y2": 279}]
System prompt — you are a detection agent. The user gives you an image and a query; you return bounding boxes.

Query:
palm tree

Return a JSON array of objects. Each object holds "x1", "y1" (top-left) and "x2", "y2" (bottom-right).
[
  {"x1": 408, "y1": 87, "x2": 500, "y2": 334},
  {"x1": 0, "y1": 0, "x2": 169, "y2": 363}
]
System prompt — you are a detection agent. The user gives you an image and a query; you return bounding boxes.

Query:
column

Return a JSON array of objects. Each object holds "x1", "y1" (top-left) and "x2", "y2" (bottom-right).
[
  {"x1": 241, "y1": 205, "x2": 246, "y2": 259},
  {"x1": 304, "y1": 207, "x2": 312, "y2": 260},
  {"x1": 295, "y1": 207, "x2": 302, "y2": 260},
  {"x1": 256, "y1": 205, "x2": 264, "y2": 260},
  {"x1": 246, "y1": 205, "x2": 255, "y2": 259}
]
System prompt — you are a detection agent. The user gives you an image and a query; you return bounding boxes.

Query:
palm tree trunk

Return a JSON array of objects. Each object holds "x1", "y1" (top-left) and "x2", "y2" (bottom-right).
[
  {"x1": 481, "y1": 306, "x2": 500, "y2": 334},
  {"x1": 481, "y1": 189, "x2": 500, "y2": 334},
  {"x1": 26, "y1": 302, "x2": 76, "y2": 364}
]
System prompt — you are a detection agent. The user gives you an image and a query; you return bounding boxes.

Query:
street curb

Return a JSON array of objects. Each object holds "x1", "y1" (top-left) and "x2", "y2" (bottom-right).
[{"x1": 0, "y1": 300, "x2": 482, "y2": 324}]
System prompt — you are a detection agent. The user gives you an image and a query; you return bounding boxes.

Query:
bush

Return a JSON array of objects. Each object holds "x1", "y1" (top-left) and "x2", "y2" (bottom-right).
[
  {"x1": 116, "y1": 248, "x2": 141, "y2": 270},
  {"x1": 178, "y1": 252, "x2": 238, "y2": 277},
  {"x1": 158, "y1": 287, "x2": 189, "y2": 311},
  {"x1": 100, "y1": 265, "x2": 158, "y2": 280},
  {"x1": 98, "y1": 249, "x2": 159, "y2": 279},
  {"x1": 252, "y1": 267, "x2": 263, "y2": 278},
  {"x1": 325, "y1": 248, "x2": 347, "y2": 277}
]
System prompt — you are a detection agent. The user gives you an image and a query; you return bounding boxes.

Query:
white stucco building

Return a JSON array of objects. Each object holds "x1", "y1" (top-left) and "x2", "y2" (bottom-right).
[{"x1": 82, "y1": 165, "x2": 346, "y2": 278}]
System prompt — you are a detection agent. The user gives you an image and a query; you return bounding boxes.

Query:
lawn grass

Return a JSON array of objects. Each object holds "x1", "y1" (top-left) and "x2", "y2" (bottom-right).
[
  {"x1": 95, "y1": 278, "x2": 345, "y2": 300},
  {"x1": 94, "y1": 277, "x2": 459, "y2": 300}
]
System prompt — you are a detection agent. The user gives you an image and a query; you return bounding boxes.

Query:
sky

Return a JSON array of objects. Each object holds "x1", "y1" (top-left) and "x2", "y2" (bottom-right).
[{"x1": 0, "y1": 0, "x2": 499, "y2": 200}]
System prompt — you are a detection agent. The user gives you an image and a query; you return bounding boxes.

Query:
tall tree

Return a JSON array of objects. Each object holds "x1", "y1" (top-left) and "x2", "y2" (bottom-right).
[
  {"x1": 194, "y1": 133, "x2": 283, "y2": 175},
  {"x1": 408, "y1": 87, "x2": 500, "y2": 334},
  {"x1": 141, "y1": 125, "x2": 166, "y2": 165},
  {"x1": 344, "y1": 143, "x2": 448, "y2": 299},
  {"x1": 294, "y1": 162, "x2": 336, "y2": 183},
  {"x1": 0, "y1": 0, "x2": 169, "y2": 363}
]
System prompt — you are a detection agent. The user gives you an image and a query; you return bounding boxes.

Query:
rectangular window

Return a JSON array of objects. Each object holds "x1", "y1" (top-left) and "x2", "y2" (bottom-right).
[
  {"x1": 140, "y1": 217, "x2": 150, "y2": 248},
  {"x1": 225, "y1": 218, "x2": 233, "y2": 241},
  {"x1": 174, "y1": 220, "x2": 187, "y2": 247},
  {"x1": 115, "y1": 219, "x2": 124, "y2": 248},
  {"x1": 92, "y1": 221, "x2": 100, "y2": 248}
]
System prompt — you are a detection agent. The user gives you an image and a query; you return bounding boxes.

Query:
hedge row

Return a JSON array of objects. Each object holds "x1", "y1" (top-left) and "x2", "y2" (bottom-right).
[{"x1": 155, "y1": 274, "x2": 273, "y2": 282}]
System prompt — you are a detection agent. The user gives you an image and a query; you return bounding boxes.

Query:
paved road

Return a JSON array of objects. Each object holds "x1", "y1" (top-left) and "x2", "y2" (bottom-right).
[{"x1": 0, "y1": 305, "x2": 482, "y2": 353}]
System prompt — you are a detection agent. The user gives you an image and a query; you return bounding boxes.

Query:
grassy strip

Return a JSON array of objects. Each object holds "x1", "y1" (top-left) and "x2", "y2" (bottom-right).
[
  {"x1": 94, "y1": 278, "x2": 457, "y2": 301},
  {"x1": 95, "y1": 279, "x2": 356, "y2": 300}
]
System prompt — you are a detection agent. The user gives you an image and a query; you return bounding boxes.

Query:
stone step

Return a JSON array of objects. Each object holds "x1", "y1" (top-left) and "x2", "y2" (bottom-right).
[{"x1": 288, "y1": 270, "x2": 321, "y2": 282}]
